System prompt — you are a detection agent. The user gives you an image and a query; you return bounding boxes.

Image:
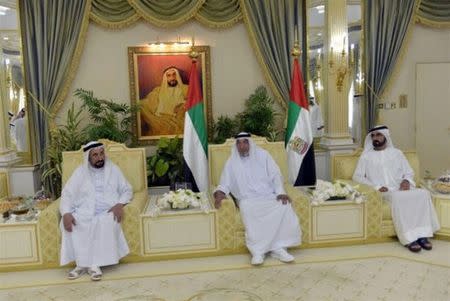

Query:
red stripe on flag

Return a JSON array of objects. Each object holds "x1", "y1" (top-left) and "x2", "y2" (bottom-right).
[
  {"x1": 185, "y1": 60, "x2": 202, "y2": 110},
  {"x1": 290, "y1": 58, "x2": 308, "y2": 110}
]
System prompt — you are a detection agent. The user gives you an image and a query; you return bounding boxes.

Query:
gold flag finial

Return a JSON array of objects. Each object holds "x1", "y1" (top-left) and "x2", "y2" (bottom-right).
[
  {"x1": 189, "y1": 35, "x2": 198, "y2": 60},
  {"x1": 291, "y1": 27, "x2": 301, "y2": 57}
]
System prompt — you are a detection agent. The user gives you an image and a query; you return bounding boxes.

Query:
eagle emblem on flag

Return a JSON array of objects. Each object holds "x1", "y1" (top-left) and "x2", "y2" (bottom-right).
[{"x1": 289, "y1": 136, "x2": 309, "y2": 155}]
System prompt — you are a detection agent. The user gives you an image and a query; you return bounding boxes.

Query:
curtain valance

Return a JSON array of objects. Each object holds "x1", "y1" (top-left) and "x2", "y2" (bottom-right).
[
  {"x1": 90, "y1": 0, "x2": 242, "y2": 29},
  {"x1": 416, "y1": 0, "x2": 450, "y2": 28}
]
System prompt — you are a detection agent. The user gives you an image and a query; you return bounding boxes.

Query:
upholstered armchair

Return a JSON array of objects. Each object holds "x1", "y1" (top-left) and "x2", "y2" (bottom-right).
[
  {"x1": 209, "y1": 137, "x2": 310, "y2": 253},
  {"x1": 331, "y1": 149, "x2": 421, "y2": 239},
  {"x1": 38, "y1": 140, "x2": 147, "y2": 265}
]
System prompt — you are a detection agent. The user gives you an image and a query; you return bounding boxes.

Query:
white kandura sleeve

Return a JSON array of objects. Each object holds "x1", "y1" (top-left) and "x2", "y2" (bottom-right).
[
  {"x1": 266, "y1": 154, "x2": 286, "y2": 195},
  {"x1": 398, "y1": 151, "x2": 416, "y2": 188},
  {"x1": 215, "y1": 161, "x2": 232, "y2": 196},
  {"x1": 60, "y1": 169, "x2": 81, "y2": 216},
  {"x1": 352, "y1": 155, "x2": 378, "y2": 188}
]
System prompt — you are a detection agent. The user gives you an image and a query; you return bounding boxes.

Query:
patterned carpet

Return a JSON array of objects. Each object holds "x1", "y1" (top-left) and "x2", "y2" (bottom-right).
[{"x1": 1, "y1": 241, "x2": 449, "y2": 301}]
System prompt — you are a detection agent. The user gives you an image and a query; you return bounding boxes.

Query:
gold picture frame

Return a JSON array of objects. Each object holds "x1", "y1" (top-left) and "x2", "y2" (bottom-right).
[{"x1": 128, "y1": 45, "x2": 212, "y2": 144}]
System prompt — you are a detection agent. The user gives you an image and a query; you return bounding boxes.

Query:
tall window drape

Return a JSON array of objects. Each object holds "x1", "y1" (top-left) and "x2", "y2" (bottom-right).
[
  {"x1": 240, "y1": 0, "x2": 302, "y2": 108},
  {"x1": 364, "y1": 0, "x2": 417, "y2": 129},
  {"x1": 19, "y1": 0, "x2": 91, "y2": 162}
]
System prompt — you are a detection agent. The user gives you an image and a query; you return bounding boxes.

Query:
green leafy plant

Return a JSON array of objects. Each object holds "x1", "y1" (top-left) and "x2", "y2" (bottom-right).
[
  {"x1": 239, "y1": 86, "x2": 277, "y2": 139},
  {"x1": 212, "y1": 115, "x2": 237, "y2": 144},
  {"x1": 147, "y1": 137, "x2": 184, "y2": 186},
  {"x1": 74, "y1": 88, "x2": 139, "y2": 143},
  {"x1": 42, "y1": 103, "x2": 88, "y2": 196}
]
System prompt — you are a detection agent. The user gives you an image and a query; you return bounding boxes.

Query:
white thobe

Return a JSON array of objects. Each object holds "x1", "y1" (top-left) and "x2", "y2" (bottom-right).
[
  {"x1": 60, "y1": 160, "x2": 132, "y2": 267},
  {"x1": 353, "y1": 148, "x2": 440, "y2": 245},
  {"x1": 13, "y1": 117, "x2": 28, "y2": 152},
  {"x1": 217, "y1": 147, "x2": 301, "y2": 256},
  {"x1": 310, "y1": 104, "x2": 324, "y2": 137}
]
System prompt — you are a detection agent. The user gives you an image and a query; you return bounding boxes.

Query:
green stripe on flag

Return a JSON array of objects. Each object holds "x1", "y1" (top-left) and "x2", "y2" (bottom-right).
[
  {"x1": 285, "y1": 101, "x2": 301, "y2": 145},
  {"x1": 188, "y1": 103, "x2": 208, "y2": 156}
]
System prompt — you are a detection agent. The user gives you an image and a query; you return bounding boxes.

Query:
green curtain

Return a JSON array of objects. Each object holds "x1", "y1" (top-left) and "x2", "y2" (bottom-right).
[
  {"x1": 90, "y1": 0, "x2": 140, "y2": 28},
  {"x1": 196, "y1": 0, "x2": 241, "y2": 28},
  {"x1": 240, "y1": 0, "x2": 301, "y2": 107},
  {"x1": 417, "y1": 0, "x2": 450, "y2": 26},
  {"x1": 129, "y1": 0, "x2": 205, "y2": 27},
  {"x1": 364, "y1": 0, "x2": 417, "y2": 129},
  {"x1": 91, "y1": 0, "x2": 241, "y2": 29},
  {"x1": 19, "y1": 0, "x2": 90, "y2": 163}
]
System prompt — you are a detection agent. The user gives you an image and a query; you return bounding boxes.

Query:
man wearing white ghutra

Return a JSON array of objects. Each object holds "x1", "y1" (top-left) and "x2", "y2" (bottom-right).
[
  {"x1": 60, "y1": 141, "x2": 132, "y2": 281},
  {"x1": 353, "y1": 125, "x2": 440, "y2": 252},
  {"x1": 214, "y1": 133, "x2": 301, "y2": 265}
]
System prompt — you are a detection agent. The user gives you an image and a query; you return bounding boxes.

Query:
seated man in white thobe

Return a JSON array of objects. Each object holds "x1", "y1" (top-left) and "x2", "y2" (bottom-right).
[
  {"x1": 353, "y1": 125, "x2": 440, "y2": 252},
  {"x1": 60, "y1": 141, "x2": 133, "y2": 281},
  {"x1": 214, "y1": 132, "x2": 301, "y2": 265}
]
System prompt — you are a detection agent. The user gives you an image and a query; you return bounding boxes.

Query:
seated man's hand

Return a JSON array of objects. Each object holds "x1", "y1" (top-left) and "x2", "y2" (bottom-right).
[
  {"x1": 379, "y1": 186, "x2": 389, "y2": 192},
  {"x1": 213, "y1": 190, "x2": 226, "y2": 209},
  {"x1": 277, "y1": 194, "x2": 290, "y2": 205},
  {"x1": 399, "y1": 179, "x2": 410, "y2": 191},
  {"x1": 108, "y1": 203, "x2": 125, "y2": 223},
  {"x1": 63, "y1": 213, "x2": 76, "y2": 232}
]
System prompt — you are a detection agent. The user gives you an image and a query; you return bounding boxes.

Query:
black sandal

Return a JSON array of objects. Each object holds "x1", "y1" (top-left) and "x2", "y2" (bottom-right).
[
  {"x1": 417, "y1": 238, "x2": 432, "y2": 250},
  {"x1": 406, "y1": 241, "x2": 422, "y2": 253}
]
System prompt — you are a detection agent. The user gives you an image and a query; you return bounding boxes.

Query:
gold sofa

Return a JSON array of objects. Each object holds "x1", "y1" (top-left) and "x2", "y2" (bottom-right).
[
  {"x1": 209, "y1": 137, "x2": 310, "y2": 252},
  {"x1": 38, "y1": 140, "x2": 147, "y2": 265},
  {"x1": 331, "y1": 149, "x2": 421, "y2": 238}
]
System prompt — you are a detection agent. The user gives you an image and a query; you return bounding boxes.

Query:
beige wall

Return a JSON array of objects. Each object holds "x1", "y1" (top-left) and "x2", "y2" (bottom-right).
[
  {"x1": 59, "y1": 20, "x2": 450, "y2": 152},
  {"x1": 57, "y1": 20, "x2": 268, "y2": 125},
  {"x1": 379, "y1": 24, "x2": 450, "y2": 150}
]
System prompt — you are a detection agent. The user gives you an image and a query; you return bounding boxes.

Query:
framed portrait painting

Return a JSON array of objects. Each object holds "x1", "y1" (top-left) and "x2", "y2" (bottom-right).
[{"x1": 128, "y1": 45, "x2": 212, "y2": 144}]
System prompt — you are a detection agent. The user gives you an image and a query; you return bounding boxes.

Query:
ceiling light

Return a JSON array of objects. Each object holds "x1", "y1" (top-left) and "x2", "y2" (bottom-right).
[{"x1": 316, "y1": 5, "x2": 325, "y2": 14}]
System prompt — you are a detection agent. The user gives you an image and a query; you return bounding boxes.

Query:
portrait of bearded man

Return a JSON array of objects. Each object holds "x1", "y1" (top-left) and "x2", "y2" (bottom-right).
[{"x1": 139, "y1": 66, "x2": 189, "y2": 136}]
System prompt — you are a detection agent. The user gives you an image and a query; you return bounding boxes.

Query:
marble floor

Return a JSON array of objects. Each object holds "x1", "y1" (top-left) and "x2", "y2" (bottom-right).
[{"x1": 0, "y1": 241, "x2": 449, "y2": 301}]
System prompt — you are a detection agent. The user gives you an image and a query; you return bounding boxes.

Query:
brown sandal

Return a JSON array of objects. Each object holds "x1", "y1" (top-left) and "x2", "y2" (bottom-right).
[{"x1": 406, "y1": 241, "x2": 422, "y2": 253}]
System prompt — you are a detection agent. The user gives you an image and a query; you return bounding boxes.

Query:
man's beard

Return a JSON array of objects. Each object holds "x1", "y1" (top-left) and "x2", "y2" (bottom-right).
[
  {"x1": 168, "y1": 79, "x2": 178, "y2": 87},
  {"x1": 239, "y1": 151, "x2": 249, "y2": 157},
  {"x1": 372, "y1": 138, "x2": 386, "y2": 148},
  {"x1": 92, "y1": 160, "x2": 105, "y2": 168}
]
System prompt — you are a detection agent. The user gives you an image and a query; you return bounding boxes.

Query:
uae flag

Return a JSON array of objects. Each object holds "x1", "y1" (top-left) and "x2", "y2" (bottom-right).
[
  {"x1": 183, "y1": 59, "x2": 208, "y2": 192},
  {"x1": 285, "y1": 58, "x2": 316, "y2": 186}
]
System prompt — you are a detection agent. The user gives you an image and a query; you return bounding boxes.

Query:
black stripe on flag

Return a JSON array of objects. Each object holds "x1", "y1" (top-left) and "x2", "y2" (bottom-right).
[
  {"x1": 183, "y1": 159, "x2": 200, "y2": 192},
  {"x1": 294, "y1": 143, "x2": 317, "y2": 186}
]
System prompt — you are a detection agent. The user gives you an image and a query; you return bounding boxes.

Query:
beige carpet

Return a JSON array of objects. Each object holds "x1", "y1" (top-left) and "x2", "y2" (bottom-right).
[{"x1": 1, "y1": 241, "x2": 449, "y2": 301}]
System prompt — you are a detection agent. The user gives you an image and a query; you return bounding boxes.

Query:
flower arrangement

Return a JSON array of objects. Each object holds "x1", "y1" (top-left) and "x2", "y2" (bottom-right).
[
  {"x1": 157, "y1": 189, "x2": 208, "y2": 210},
  {"x1": 310, "y1": 180, "x2": 365, "y2": 206}
]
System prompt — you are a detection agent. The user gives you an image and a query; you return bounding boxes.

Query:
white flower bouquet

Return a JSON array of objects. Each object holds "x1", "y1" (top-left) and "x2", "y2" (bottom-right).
[
  {"x1": 310, "y1": 179, "x2": 366, "y2": 206},
  {"x1": 157, "y1": 189, "x2": 208, "y2": 210}
]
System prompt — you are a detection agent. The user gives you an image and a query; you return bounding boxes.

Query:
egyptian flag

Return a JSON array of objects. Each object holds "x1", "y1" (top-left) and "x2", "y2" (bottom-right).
[
  {"x1": 183, "y1": 59, "x2": 208, "y2": 192},
  {"x1": 285, "y1": 58, "x2": 316, "y2": 186}
]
